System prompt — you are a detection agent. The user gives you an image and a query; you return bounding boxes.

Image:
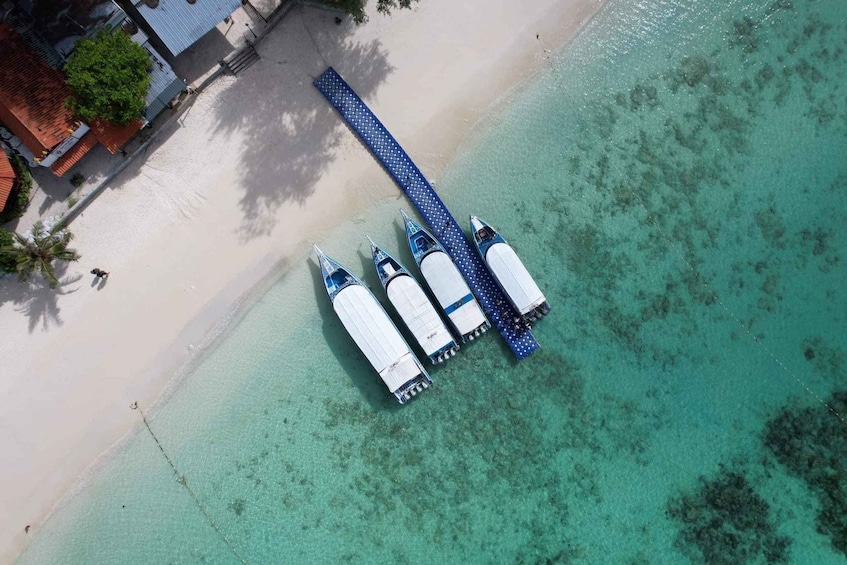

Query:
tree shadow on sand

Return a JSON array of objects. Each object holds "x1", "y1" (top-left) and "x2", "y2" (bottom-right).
[
  {"x1": 210, "y1": 6, "x2": 394, "y2": 241},
  {"x1": 0, "y1": 265, "x2": 81, "y2": 332}
]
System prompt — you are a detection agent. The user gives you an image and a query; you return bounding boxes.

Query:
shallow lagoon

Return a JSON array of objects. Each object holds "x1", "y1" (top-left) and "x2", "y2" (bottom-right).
[{"x1": 20, "y1": 0, "x2": 847, "y2": 562}]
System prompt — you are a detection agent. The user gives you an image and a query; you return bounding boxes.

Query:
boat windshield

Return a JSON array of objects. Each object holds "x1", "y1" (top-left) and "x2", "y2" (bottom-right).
[
  {"x1": 414, "y1": 235, "x2": 433, "y2": 254},
  {"x1": 328, "y1": 270, "x2": 352, "y2": 289},
  {"x1": 476, "y1": 226, "x2": 496, "y2": 241},
  {"x1": 379, "y1": 258, "x2": 400, "y2": 276}
]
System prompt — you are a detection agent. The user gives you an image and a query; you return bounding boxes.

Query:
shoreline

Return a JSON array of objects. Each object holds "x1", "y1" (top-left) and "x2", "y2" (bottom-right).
[{"x1": 0, "y1": 0, "x2": 606, "y2": 560}]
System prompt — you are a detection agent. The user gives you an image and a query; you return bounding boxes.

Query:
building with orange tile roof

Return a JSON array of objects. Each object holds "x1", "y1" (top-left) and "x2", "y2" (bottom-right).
[
  {"x1": 0, "y1": 22, "x2": 81, "y2": 158},
  {"x1": 0, "y1": 150, "x2": 17, "y2": 211},
  {"x1": 0, "y1": 21, "x2": 145, "y2": 176},
  {"x1": 49, "y1": 131, "x2": 99, "y2": 177}
]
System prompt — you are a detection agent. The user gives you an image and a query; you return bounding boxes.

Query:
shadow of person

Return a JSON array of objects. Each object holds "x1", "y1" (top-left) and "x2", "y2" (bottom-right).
[{"x1": 97, "y1": 276, "x2": 108, "y2": 290}]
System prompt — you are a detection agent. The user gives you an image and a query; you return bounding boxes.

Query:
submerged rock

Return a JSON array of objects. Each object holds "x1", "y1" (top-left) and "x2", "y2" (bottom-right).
[
  {"x1": 667, "y1": 467, "x2": 791, "y2": 564},
  {"x1": 764, "y1": 391, "x2": 847, "y2": 557},
  {"x1": 800, "y1": 336, "x2": 846, "y2": 380}
]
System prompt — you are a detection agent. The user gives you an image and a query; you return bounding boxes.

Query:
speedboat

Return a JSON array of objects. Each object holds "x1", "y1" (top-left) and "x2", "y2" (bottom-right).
[
  {"x1": 401, "y1": 210, "x2": 490, "y2": 342},
  {"x1": 369, "y1": 237, "x2": 459, "y2": 364},
  {"x1": 469, "y1": 216, "x2": 550, "y2": 323},
  {"x1": 314, "y1": 245, "x2": 432, "y2": 403}
]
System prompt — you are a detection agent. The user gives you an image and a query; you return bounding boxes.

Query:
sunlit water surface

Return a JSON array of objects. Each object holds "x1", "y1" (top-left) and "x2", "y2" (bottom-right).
[{"x1": 20, "y1": 0, "x2": 847, "y2": 563}]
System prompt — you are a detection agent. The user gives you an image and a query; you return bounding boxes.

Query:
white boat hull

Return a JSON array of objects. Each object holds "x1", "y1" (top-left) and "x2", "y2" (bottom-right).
[
  {"x1": 386, "y1": 275, "x2": 457, "y2": 362},
  {"x1": 333, "y1": 285, "x2": 424, "y2": 393},
  {"x1": 485, "y1": 243, "x2": 547, "y2": 316},
  {"x1": 420, "y1": 251, "x2": 488, "y2": 338}
]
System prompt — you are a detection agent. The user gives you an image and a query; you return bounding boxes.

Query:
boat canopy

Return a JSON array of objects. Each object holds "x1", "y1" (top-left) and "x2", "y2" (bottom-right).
[
  {"x1": 333, "y1": 285, "x2": 418, "y2": 393},
  {"x1": 420, "y1": 252, "x2": 487, "y2": 336},
  {"x1": 485, "y1": 243, "x2": 546, "y2": 315},
  {"x1": 387, "y1": 275, "x2": 455, "y2": 357},
  {"x1": 379, "y1": 353, "x2": 424, "y2": 391}
]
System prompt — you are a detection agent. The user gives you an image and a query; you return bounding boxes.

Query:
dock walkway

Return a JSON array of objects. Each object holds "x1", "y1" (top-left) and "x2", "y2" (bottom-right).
[{"x1": 314, "y1": 67, "x2": 539, "y2": 359}]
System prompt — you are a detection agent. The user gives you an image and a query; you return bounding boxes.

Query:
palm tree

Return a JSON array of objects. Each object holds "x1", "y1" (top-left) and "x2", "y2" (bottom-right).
[{"x1": 0, "y1": 220, "x2": 80, "y2": 288}]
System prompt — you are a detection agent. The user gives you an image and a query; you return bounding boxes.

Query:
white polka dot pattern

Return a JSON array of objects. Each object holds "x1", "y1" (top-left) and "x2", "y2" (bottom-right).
[{"x1": 315, "y1": 68, "x2": 540, "y2": 359}]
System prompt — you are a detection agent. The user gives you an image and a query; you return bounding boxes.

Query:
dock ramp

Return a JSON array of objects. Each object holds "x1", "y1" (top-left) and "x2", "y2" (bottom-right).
[{"x1": 314, "y1": 67, "x2": 540, "y2": 359}]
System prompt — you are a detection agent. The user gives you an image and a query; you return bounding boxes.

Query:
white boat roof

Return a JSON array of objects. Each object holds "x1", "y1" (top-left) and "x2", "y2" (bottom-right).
[
  {"x1": 420, "y1": 251, "x2": 470, "y2": 304},
  {"x1": 380, "y1": 353, "x2": 423, "y2": 391},
  {"x1": 486, "y1": 243, "x2": 546, "y2": 315},
  {"x1": 333, "y1": 285, "x2": 420, "y2": 392},
  {"x1": 387, "y1": 276, "x2": 454, "y2": 357},
  {"x1": 446, "y1": 301, "x2": 488, "y2": 336},
  {"x1": 420, "y1": 252, "x2": 487, "y2": 335}
]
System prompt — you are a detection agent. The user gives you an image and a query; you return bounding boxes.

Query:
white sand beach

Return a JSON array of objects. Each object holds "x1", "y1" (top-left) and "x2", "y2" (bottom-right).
[{"x1": 0, "y1": 0, "x2": 603, "y2": 559}]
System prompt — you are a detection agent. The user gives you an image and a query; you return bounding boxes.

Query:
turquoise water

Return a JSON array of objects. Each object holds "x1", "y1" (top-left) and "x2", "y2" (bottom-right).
[{"x1": 19, "y1": 0, "x2": 847, "y2": 563}]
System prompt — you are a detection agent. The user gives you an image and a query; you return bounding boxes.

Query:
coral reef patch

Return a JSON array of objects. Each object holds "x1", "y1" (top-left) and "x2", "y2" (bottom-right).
[
  {"x1": 515, "y1": 0, "x2": 847, "y2": 370},
  {"x1": 764, "y1": 391, "x2": 847, "y2": 557},
  {"x1": 667, "y1": 465, "x2": 791, "y2": 564},
  {"x1": 319, "y1": 347, "x2": 666, "y2": 561}
]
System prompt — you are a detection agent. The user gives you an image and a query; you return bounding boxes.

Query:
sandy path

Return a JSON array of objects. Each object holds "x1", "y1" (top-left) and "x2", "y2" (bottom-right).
[{"x1": 0, "y1": 0, "x2": 603, "y2": 559}]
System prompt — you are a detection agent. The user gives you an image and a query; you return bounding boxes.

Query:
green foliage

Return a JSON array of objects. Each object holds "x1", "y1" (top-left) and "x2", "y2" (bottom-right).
[
  {"x1": 319, "y1": 0, "x2": 418, "y2": 24},
  {"x1": 0, "y1": 221, "x2": 81, "y2": 288},
  {"x1": 64, "y1": 30, "x2": 151, "y2": 125},
  {"x1": 0, "y1": 154, "x2": 32, "y2": 224},
  {"x1": 0, "y1": 229, "x2": 14, "y2": 273},
  {"x1": 70, "y1": 172, "x2": 85, "y2": 188}
]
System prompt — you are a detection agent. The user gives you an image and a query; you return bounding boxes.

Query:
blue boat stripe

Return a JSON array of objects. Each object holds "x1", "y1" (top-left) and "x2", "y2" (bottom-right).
[{"x1": 444, "y1": 293, "x2": 474, "y2": 315}]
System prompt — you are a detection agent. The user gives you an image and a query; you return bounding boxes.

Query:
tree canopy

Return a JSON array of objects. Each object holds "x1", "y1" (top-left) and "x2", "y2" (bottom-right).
[
  {"x1": 0, "y1": 220, "x2": 80, "y2": 288},
  {"x1": 322, "y1": 0, "x2": 418, "y2": 24},
  {"x1": 0, "y1": 229, "x2": 15, "y2": 274},
  {"x1": 64, "y1": 30, "x2": 152, "y2": 125}
]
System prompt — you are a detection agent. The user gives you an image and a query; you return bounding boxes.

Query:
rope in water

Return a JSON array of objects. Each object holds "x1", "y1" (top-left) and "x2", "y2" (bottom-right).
[
  {"x1": 131, "y1": 402, "x2": 249, "y2": 564},
  {"x1": 624, "y1": 187, "x2": 845, "y2": 426}
]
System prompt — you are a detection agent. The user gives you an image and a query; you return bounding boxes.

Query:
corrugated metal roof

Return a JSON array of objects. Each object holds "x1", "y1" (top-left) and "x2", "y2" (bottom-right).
[
  {"x1": 3, "y1": 11, "x2": 65, "y2": 69},
  {"x1": 145, "y1": 50, "x2": 178, "y2": 102},
  {"x1": 0, "y1": 23, "x2": 78, "y2": 156},
  {"x1": 143, "y1": 77, "x2": 185, "y2": 121},
  {"x1": 50, "y1": 131, "x2": 99, "y2": 176},
  {"x1": 142, "y1": 44, "x2": 186, "y2": 121},
  {"x1": 0, "y1": 150, "x2": 16, "y2": 210},
  {"x1": 136, "y1": 0, "x2": 241, "y2": 56}
]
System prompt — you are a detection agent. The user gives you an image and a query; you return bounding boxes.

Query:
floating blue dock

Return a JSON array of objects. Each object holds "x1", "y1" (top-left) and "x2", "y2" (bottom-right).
[{"x1": 314, "y1": 67, "x2": 540, "y2": 359}]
